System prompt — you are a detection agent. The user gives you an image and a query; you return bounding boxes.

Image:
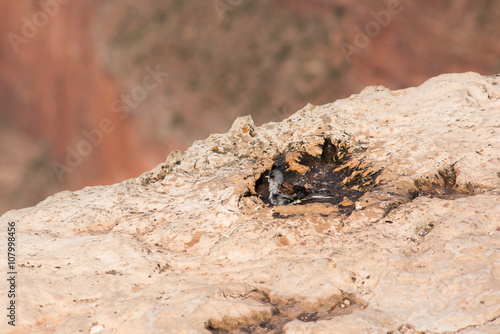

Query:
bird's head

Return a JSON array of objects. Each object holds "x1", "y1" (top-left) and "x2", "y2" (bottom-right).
[{"x1": 265, "y1": 169, "x2": 284, "y2": 185}]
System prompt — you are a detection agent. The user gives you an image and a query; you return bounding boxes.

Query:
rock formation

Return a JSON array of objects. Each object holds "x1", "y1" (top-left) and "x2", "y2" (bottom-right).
[{"x1": 1, "y1": 72, "x2": 500, "y2": 333}]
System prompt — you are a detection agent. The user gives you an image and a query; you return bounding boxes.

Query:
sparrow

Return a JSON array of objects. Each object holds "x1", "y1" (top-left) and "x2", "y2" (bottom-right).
[{"x1": 265, "y1": 169, "x2": 333, "y2": 206}]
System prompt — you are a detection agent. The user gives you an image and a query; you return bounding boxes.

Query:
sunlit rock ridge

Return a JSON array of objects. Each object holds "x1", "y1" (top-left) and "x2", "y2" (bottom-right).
[{"x1": 1, "y1": 72, "x2": 499, "y2": 333}]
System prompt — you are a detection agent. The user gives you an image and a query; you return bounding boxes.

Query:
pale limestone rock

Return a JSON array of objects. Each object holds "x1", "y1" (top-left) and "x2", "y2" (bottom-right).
[{"x1": 1, "y1": 72, "x2": 500, "y2": 333}]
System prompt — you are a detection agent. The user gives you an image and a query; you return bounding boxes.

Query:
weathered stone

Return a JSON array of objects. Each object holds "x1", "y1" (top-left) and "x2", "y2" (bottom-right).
[{"x1": 1, "y1": 72, "x2": 499, "y2": 333}]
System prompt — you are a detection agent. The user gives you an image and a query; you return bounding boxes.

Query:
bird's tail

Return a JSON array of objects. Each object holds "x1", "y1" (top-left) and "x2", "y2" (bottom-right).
[{"x1": 292, "y1": 193, "x2": 337, "y2": 204}]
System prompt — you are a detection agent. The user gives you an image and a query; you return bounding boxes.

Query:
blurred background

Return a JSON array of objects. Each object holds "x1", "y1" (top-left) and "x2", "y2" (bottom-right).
[{"x1": 1, "y1": 0, "x2": 500, "y2": 215}]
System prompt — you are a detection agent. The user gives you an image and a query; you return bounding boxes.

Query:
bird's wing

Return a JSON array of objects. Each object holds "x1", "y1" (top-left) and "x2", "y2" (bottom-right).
[{"x1": 279, "y1": 182, "x2": 298, "y2": 195}]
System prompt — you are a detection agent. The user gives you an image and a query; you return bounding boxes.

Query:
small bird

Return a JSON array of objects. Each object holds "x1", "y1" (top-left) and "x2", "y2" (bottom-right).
[{"x1": 265, "y1": 169, "x2": 334, "y2": 206}]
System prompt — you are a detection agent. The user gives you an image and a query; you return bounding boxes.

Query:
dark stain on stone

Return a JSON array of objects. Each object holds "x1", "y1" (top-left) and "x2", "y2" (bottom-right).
[
  {"x1": 205, "y1": 289, "x2": 366, "y2": 333},
  {"x1": 272, "y1": 212, "x2": 294, "y2": 219},
  {"x1": 297, "y1": 311, "x2": 319, "y2": 322},
  {"x1": 255, "y1": 138, "x2": 381, "y2": 215},
  {"x1": 409, "y1": 164, "x2": 480, "y2": 200}
]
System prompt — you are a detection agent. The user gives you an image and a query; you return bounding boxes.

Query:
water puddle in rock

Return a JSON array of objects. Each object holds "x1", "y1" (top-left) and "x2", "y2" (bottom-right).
[{"x1": 255, "y1": 138, "x2": 381, "y2": 215}]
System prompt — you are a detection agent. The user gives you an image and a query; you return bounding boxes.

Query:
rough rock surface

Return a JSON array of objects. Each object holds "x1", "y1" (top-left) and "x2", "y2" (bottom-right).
[{"x1": 1, "y1": 72, "x2": 500, "y2": 333}]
